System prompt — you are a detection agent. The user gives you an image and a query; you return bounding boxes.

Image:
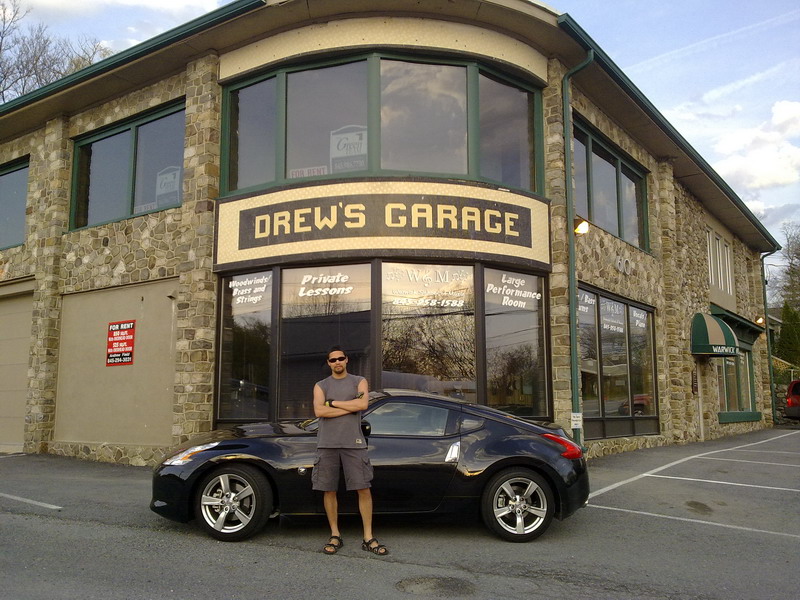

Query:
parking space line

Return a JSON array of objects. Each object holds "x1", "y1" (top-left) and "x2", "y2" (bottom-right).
[
  {"x1": 647, "y1": 474, "x2": 800, "y2": 492},
  {"x1": 589, "y1": 430, "x2": 800, "y2": 500},
  {"x1": 697, "y1": 456, "x2": 800, "y2": 468},
  {"x1": 729, "y1": 449, "x2": 800, "y2": 455},
  {"x1": 589, "y1": 504, "x2": 800, "y2": 540},
  {"x1": 0, "y1": 492, "x2": 63, "y2": 510}
]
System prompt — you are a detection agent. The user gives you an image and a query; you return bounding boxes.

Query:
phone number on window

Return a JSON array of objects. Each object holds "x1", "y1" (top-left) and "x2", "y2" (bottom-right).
[{"x1": 392, "y1": 298, "x2": 465, "y2": 307}]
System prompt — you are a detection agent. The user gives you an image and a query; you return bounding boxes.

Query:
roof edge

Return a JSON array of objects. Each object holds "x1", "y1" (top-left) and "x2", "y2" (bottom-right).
[
  {"x1": 557, "y1": 13, "x2": 779, "y2": 253},
  {"x1": 0, "y1": 0, "x2": 266, "y2": 119}
]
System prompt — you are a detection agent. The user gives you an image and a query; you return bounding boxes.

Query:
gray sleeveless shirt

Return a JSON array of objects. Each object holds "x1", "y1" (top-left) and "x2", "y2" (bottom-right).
[{"x1": 316, "y1": 374, "x2": 366, "y2": 449}]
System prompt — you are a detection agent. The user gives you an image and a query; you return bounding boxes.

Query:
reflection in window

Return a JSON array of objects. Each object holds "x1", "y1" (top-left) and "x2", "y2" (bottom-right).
[
  {"x1": 287, "y1": 61, "x2": 368, "y2": 178},
  {"x1": 134, "y1": 110, "x2": 184, "y2": 214},
  {"x1": 0, "y1": 162, "x2": 29, "y2": 248},
  {"x1": 600, "y1": 298, "x2": 629, "y2": 417},
  {"x1": 578, "y1": 291, "x2": 600, "y2": 417},
  {"x1": 716, "y1": 352, "x2": 753, "y2": 412},
  {"x1": 280, "y1": 264, "x2": 372, "y2": 419},
  {"x1": 579, "y1": 289, "x2": 658, "y2": 438},
  {"x1": 628, "y1": 307, "x2": 655, "y2": 416},
  {"x1": 73, "y1": 106, "x2": 185, "y2": 229},
  {"x1": 479, "y1": 74, "x2": 533, "y2": 190},
  {"x1": 75, "y1": 131, "x2": 132, "y2": 227},
  {"x1": 573, "y1": 131, "x2": 588, "y2": 219},
  {"x1": 380, "y1": 61, "x2": 467, "y2": 174},
  {"x1": 381, "y1": 263, "x2": 475, "y2": 399},
  {"x1": 573, "y1": 122, "x2": 646, "y2": 248},
  {"x1": 218, "y1": 272, "x2": 273, "y2": 420},
  {"x1": 224, "y1": 54, "x2": 538, "y2": 193},
  {"x1": 592, "y1": 146, "x2": 618, "y2": 237},
  {"x1": 229, "y1": 78, "x2": 277, "y2": 189},
  {"x1": 367, "y1": 402, "x2": 450, "y2": 437},
  {"x1": 484, "y1": 269, "x2": 547, "y2": 417}
]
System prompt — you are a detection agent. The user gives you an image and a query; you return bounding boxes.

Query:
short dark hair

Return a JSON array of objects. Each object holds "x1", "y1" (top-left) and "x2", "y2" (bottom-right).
[{"x1": 327, "y1": 345, "x2": 347, "y2": 358}]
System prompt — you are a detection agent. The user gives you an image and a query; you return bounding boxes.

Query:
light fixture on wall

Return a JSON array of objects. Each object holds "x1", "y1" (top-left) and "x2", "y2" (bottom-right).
[
  {"x1": 574, "y1": 218, "x2": 590, "y2": 235},
  {"x1": 756, "y1": 316, "x2": 765, "y2": 325}
]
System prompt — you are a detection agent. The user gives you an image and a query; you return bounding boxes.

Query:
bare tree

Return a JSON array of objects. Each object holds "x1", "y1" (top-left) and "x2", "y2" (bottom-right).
[
  {"x1": 1, "y1": 0, "x2": 112, "y2": 103},
  {"x1": 768, "y1": 221, "x2": 800, "y2": 311}
]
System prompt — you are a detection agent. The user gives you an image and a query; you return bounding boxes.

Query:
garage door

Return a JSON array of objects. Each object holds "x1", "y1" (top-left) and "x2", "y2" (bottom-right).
[{"x1": 0, "y1": 289, "x2": 34, "y2": 453}]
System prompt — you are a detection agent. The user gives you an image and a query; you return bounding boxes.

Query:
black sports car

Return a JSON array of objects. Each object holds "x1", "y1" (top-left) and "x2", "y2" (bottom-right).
[{"x1": 150, "y1": 390, "x2": 589, "y2": 542}]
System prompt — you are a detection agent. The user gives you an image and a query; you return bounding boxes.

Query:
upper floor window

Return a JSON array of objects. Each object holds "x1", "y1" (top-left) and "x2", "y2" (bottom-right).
[
  {"x1": 0, "y1": 160, "x2": 29, "y2": 249},
  {"x1": 707, "y1": 229, "x2": 733, "y2": 295},
  {"x1": 71, "y1": 104, "x2": 185, "y2": 229},
  {"x1": 224, "y1": 54, "x2": 539, "y2": 194},
  {"x1": 573, "y1": 121, "x2": 647, "y2": 249}
]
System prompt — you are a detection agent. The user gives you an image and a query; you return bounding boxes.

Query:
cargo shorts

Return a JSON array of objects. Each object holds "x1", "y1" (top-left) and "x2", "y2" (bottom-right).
[{"x1": 312, "y1": 448, "x2": 373, "y2": 491}]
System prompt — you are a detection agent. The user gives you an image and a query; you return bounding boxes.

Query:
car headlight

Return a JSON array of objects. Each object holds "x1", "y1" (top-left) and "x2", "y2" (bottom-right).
[{"x1": 163, "y1": 442, "x2": 220, "y2": 466}]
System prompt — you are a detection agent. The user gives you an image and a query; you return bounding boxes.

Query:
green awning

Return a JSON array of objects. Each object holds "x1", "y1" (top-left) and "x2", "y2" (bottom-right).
[{"x1": 691, "y1": 313, "x2": 739, "y2": 356}]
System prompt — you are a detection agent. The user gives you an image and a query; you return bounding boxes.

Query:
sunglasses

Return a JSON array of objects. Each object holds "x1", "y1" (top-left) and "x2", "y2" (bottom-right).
[{"x1": 327, "y1": 356, "x2": 347, "y2": 363}]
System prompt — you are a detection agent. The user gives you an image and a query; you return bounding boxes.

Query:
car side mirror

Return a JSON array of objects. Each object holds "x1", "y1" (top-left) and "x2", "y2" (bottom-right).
[{"x1": 361, "y1": 420, "x2": 371, "y2": 438}]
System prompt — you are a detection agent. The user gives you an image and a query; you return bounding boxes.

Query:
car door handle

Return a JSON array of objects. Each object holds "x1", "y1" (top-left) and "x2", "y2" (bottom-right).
[{"x1": 445, "y1": 441, "x2": 460, "y2": 463}]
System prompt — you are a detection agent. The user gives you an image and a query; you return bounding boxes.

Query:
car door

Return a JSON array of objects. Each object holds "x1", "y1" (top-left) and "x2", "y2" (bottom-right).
[{"x1": 358, "y1": 399, "x2": 461, "y2": 513}]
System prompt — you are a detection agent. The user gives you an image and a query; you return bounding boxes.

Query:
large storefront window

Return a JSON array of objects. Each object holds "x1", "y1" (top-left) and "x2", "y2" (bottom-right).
[
  {"x1": 381, "y1": 263, "x2": 475, "y2": 398},
  {"x1": 279, "y1": 264, "x2": 372, "y2": 419},
  {"x1": 485, "y1": 269, "x2": 547, "y2": 416},
  {"x1": 578, "y1": 289, "x2": 658, "y2": 439},
  {"x1": 218, "y1": 263, "x2": 549, "y2": 422},
  {"x1": 218, "y1": 272, "x2": 273, "y2": 420},
  {"x1": 715, "y1": 352, "x2": 754, "y2": 413},
  {"x1": 223, "y1": 54, "x2": 539, "y2": 194}
]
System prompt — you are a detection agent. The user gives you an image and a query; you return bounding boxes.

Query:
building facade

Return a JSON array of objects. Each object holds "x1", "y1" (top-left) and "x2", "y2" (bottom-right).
[{"x1": 0, "y1": 0, "x2": 778, "y2": 464}]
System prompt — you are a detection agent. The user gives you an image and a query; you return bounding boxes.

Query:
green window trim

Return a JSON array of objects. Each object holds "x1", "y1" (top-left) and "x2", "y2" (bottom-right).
[
  {"x1": 70, "y1": 101, "x2": 186, "y2": 230},
  {"x1": 220, "y1": 52, "x2": 543, "y2": 197},
  {"x1": 718, "y1": 411, "x2": 762, "y2": 424},
  {"x1": 0, "y1": 158, "x2": 30, "y2": 250},
  {"x1": 573, "y1": 119, "x2": 649, "y2": 250}
]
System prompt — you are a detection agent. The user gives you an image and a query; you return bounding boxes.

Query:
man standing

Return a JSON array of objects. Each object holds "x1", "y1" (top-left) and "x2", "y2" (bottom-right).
[{"x1": 312, "y1": 346, "x2": 388, "y2": 556}]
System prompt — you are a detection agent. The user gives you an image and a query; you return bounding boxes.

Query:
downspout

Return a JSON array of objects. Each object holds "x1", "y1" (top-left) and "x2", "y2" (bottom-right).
[
  {"x1": 761, "y1": 251, "x2": 778, "y2": 424},
  {"x1": 562, "y1": 50, "x2": 595, "y2": 445}
]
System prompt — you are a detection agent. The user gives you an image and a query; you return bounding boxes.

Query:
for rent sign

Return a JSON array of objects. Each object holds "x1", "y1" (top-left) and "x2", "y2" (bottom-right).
[{"x1": 106, "y1": 320, "x2": 136, "y2": 366}]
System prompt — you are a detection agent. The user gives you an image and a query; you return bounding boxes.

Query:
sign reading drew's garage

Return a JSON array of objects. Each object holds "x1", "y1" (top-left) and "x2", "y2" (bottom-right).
[{"x1": 215, "y1": 181, "x2": 550, "y2": 270}]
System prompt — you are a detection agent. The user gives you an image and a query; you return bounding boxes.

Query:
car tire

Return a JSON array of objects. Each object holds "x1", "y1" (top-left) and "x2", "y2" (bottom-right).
[
  {"x1": 194, "y1": 464, "x2": 272, "y2": 542},
  {"x1": 480, "y1": 468, "x2": 554, "y2": 542}
]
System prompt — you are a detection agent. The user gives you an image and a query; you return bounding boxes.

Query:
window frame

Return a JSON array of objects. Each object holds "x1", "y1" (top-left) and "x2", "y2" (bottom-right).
[
  {"x1": 715, "y1": 350, "x2": 759, "y2": 422},
  {"x1": 70, "y1": 102, "x2": 186, "y2": 230},
  {"x1": 578, "y1": 286, "x2": 659, "y2": 440},
  {"x1": 0, "y1": 158, "x2": 30, "y2": 250},
  {"x1": 573, "y1": 120, "x2": 649, "y2": 250},
  {"x1": 215, "y1": 261, "x2": 551, "y2": 424},
  {"x1": 220, "y1": 52, "x2": 543, "y2": 196}
]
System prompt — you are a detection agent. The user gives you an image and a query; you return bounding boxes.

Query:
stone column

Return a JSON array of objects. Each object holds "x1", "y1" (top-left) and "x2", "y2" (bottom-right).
[
  {"x1": 172, "y1": 53, "x2": 222, "y2": 444},
  {"x1": 24, "y1": 116, "x2": 71, "y2": 453},
  {"x1": 543, "y1": 58, "x2": 573, "y2": 428}
]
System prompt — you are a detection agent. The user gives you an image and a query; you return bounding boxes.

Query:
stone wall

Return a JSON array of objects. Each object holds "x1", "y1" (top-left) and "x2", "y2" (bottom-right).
[{"x1": 0, "y1": 54, "x2": 222, "y2": 464}]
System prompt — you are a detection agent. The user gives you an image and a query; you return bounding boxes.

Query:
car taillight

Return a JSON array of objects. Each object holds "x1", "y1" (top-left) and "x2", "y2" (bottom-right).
[
  {"x1": 788, "y1": 396, "x2": 799, "y2": 408},
  {"x1": 542, "y1": 433, "x2": 583, "y2": 459}
]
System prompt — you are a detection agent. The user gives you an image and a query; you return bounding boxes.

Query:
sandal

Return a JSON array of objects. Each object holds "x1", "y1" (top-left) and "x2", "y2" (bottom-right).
[
  {"x1": 361, "y1": 537, "x2": 389, "y2": 556},
  {"x1": 322, "y1": 535, "x2": 343, "y2": 555}
]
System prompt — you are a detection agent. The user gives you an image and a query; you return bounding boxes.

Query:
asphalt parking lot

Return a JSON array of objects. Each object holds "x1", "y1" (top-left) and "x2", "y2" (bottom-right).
[{"x1": 1, "y1": 426, "x2": 799, "y2": 600}]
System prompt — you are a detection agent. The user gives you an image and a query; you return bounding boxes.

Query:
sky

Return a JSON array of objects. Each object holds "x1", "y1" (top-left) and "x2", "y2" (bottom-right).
[{"x1": 19, "y1": 0, "x2": 800, "y2": 262}]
